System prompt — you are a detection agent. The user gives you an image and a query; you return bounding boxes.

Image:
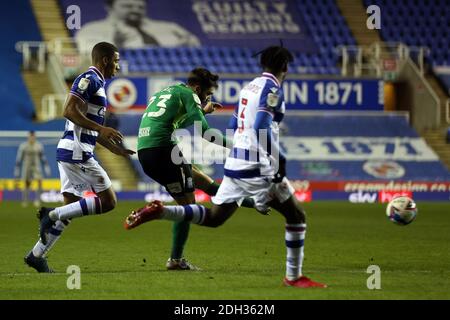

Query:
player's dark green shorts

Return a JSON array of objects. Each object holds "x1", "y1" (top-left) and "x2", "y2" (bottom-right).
[{"x1": 138, "y1": 145, "x2": 194, "y2": 197}]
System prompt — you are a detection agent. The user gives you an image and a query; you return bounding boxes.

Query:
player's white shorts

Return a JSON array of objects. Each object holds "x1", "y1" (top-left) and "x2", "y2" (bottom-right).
[
  {"x1": 58, "y1": 158, "x2": 112, "y2": 197},
  {"x1": 212, "y1": 176, "x2": 295, "y2": 211}
]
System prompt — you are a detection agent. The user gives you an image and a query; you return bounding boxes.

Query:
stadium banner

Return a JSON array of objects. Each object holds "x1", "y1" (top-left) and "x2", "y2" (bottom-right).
[
  {"x1": 105, "y1": 77, "x2": 384, "y2": 111},
  {"x1": 61, "y1": 0, "x2": 318, "y2": 53},
  {"x1": 2, "y1": 189, "x2": 449, "y2": 203},
  {"x1": 151, "y1": 0, "x2": 318, "y2": 52}
]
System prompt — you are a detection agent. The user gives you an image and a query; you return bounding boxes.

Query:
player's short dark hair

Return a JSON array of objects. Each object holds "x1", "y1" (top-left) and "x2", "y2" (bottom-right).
[
  {"x1": 259, "y1": 46, "x2": 294, "y2": 74},
  {"x1": 29, "y1": 131, "x2": 35, "y2": 135},
  {"x1": 91, "y1": 42, "x2": 118, "y2": 63},
  {"x1": 187, "y1": 67, "x2": 219, "y2": 90}
]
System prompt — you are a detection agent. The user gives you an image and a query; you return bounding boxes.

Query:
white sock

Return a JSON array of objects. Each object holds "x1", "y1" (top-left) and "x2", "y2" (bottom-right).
[
  {"x1": 50, "y1": 197, "x2": 101, "y2": 221},
  {"x1": 22, "y1": 188, "x2": 29, "y2": 203},
  {"x1": 162, "y1": 205, "x2": 206, "y2": 224},
  {"x1": 32, "y1": 220, "x2": 70, "y2": 258},
  {"x1": 285, "y1": 223, "x2": 306, "y2": 281},
  {"x1": 36, "y1": 188, "x2": 42, "y2": 204}
]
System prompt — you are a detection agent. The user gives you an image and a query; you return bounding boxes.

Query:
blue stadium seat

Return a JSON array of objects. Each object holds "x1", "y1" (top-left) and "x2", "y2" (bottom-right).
[
  {"x1": 117, "y1": 0, "x2": 359, "y2": 75},
  {"x1": 372, "y1": 0, "x2": 450, "y2": 66}
]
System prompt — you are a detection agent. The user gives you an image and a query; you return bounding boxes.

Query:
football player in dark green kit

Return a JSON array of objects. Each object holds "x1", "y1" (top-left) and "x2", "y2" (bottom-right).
[{"x1": 136, "y1": 67, "x2": 254, "y2": 270}]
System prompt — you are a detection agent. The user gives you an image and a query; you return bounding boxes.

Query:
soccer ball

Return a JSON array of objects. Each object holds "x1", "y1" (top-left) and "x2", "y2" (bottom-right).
[{"x1": 386, "y1": 196, "x2": 418, "y2": 225}]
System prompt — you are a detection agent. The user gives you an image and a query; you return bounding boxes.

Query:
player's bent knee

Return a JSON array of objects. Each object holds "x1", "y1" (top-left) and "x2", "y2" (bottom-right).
[
  {"x1": 97, "y1": 196, "x2": 117, "y2": 213},
  {"x1": 207, "y1": 219, "x2": 225, "y2": 228},
  {"x1": 103, "y1": 199, "x2": 117, "y2": 213},
  {"x1": 203, "y1": 215, "x2": 227, "y2": 228}
]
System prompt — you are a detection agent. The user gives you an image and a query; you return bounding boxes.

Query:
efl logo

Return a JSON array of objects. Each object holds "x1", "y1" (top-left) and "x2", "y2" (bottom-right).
[
  {"x1": 82, "y1": 191, "x2": 97, "y2": 198},
  {"x1": 379, "y1": 191, "x2": 413, "y2": 203},
  {"x1": 295, "y1": 191, "x2": 312, "y2": 203}
]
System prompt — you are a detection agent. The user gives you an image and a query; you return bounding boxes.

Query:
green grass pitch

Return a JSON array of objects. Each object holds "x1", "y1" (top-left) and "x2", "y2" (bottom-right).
[{"x1": 0, "y1": 201, "x2": 449, "y2": 300}]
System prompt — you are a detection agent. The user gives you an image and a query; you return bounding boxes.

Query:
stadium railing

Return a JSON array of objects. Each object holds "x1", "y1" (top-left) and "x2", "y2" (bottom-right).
[
  {"x1": 337, "y1": 42, "x2": 430, "y2": 78},
  {"x1": 397, "y1": 58, "x2": 441, "y2": 131},
  {"x1": 447, "y1": 99, "x2": 450, "y2": 124},
  {"x1": 15, "y1": 41, "x2": 46, "y2": 73},
  {"x1": 41, "y1": 94, "x2": 67, "y2": 121}
]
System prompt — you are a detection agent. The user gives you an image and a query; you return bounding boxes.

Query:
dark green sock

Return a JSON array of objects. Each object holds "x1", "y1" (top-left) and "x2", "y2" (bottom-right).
[
  {"x1": 241, "y1": 197, "x2": 255, "y2": 208},
  {"x1": 205, "y1": 181, "x2": 220, "y2": 196},
  {"x1": 171, "y1": 221, "x2": 191, "y2": 259}
]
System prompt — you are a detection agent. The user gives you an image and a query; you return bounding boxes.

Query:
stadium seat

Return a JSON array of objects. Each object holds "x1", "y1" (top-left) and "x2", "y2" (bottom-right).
[
  {"x1": 117, "y1": 0, "x2": 357, "y2": 75},
  {"x1": 364, "y1": 0, "x2": 450, "y2": 67}
]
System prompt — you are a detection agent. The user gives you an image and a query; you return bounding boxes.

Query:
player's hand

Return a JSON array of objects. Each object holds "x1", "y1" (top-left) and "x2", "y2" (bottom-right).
[
  {"x1": 44, "y1": 165, "x2": 51, "y2": 177},
  {"x1": 99, "y1": 126, "x2": 123, "y2": 145},
  {"x1": 272, "y1": 156, "x2": 286, "y2": 183},
  {"x1": 113, "y1": 147, "x2": 136, "y2": 158},
  {"x1": 14, "y1": 167, "x2": 20, "y2": 178},
  {"x1": 203, "y1": 101, "x2": 223, "y2": 114}
]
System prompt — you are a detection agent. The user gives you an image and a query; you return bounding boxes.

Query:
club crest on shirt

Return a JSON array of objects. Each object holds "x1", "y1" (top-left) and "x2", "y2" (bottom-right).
[
  {"x1": 78, "y1": 77, "x2": 90, "y2": 92},
  {"x1": 267, "y1": 92, "x2": 279, "y2": 107}
]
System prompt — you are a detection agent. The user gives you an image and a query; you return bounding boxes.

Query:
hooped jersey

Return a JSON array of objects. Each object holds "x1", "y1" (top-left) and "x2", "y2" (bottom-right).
[
  {"x1": 224, "y1": 72, "x2": 285, "y2": 178},
  {"x1": 56, "y1": 66, "x2": 107, "y2": 163}
]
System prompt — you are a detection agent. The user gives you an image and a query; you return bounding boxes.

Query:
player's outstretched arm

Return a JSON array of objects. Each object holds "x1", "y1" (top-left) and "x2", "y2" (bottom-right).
[
  {"x1": 63, "y1": 95, "x2": 123, "y2": 145},
  {"x1": 96, "y1": 135, "x2": 136, "y2": 158}
]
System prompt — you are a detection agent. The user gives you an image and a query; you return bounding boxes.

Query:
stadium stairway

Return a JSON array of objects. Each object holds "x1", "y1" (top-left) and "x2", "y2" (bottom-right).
[
  {"x1": 21, "y1": 0, "x2": 72, "y2": 121},
  {"x1": 30, "y1": 0, "x2": 70, "y2": 41},
  {"x1": 21, "y1": 72, "x2": 56, "y2": 121},
  {"x1": 337, "y1": 0, "x2": 450, "y2": 170},
  {"x1": 336, "y1": 0, "x2": 383, "y2": 47},
  {"x1": 421, "y1": 76, "x2": 450, "y2": 170},
  {"x1": 95, "y1": 145, "x2": 139, "y2": 191}
]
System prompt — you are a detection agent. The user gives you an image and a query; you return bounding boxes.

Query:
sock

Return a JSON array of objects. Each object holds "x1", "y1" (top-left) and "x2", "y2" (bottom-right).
[
  {"x1": 50, "y1": 197, "x2": 102, "y2": 221},
  {"x1": 241, "y1": 197, "x2": 255, "y2": 208},
  {"x1": 285, "y1": 223, "x2": 306, "y2": 281},
  {"x1": 161, "y1": 204, "x2": 207, "y2": 225},
  {"x1": 204, "y1": 181, "x2": 220, "y2": 196},
  {"x1": 22, "y1": 188, "x2": 29, "y2": 203},
  {"x1": 171, "y1": 221, "x2": 190, "y2": 259},
  {"x1": 35, "y1": 187, "x2": 42, "y2": 204},
  {"x1": 32, "y1": 220, "x2": 71, "y2": 258}
]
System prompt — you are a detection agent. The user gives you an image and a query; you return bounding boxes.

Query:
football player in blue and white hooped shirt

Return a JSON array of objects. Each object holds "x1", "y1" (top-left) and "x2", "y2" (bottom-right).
[
  {"x1": 24, "y1": 42, "x2": 135, "y2": 273},
  {"x1": 125, "y1": 46, "x2": 327, "y2": 288}
]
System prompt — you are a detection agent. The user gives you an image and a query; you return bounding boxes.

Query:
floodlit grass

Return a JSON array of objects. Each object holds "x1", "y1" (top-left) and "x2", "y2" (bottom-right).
[{"x1": 0, "y1": 201, "x2": 449, "y2": 299}]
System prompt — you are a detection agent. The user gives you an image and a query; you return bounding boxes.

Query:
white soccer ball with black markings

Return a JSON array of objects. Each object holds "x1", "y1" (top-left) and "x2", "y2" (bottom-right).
[{"x1": 386, "y1": 196, "x2": 418, "y2": 226}]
